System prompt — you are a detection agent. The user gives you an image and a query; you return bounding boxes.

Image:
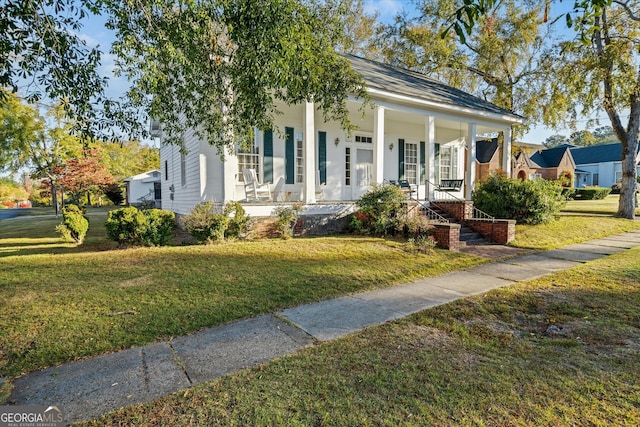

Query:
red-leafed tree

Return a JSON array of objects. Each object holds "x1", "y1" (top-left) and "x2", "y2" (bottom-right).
[{"x1": 58, "y1": 148, "x2": 115, "y2": 206}]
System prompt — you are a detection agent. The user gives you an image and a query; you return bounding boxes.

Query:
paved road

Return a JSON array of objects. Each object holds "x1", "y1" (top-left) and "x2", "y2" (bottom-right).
[{"x1": 0, "y1": 208, "x2": 34, "y2": 220}]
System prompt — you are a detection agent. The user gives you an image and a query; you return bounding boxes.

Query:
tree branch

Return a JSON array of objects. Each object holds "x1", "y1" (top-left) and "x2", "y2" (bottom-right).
[{"x1": 612, "y1": 1, "x2": 640, "y2": 21}]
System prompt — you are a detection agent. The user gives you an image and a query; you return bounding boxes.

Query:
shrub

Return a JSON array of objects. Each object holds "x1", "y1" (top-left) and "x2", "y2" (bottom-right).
[
  {"x1": 571, "y1": 187, "x2": 611, "y2": 200},
  {"x1": 272, "y1": 204, "x2": 302, "y2": 239},
  {"x1": 105, "y1": 206, "x2": 148, "y2": 245},
  {"x1": 56, "y1": 204, "x2": 89, "y2": 244},
  {"x1": 405, "y1": 234, "x2": 437, "y2": 254},
  {"x1": 472, "y1": 173, "x2": 565, "y2": 224},
  {"x1": 223, "y1": 201, "x2": 251, "y2": 239},
  {"x1": 183, "y1": 201, "x2": 229, "y2": 243},
  {"x1": 102, "y1": 183, "x2": 125, "y2": 205},
  {"x1": 142, "y1": 209, "x2": 176, "y2": 246},
  {"x1": 354, "y1": 184, "x2": 407, "y2": 235}
]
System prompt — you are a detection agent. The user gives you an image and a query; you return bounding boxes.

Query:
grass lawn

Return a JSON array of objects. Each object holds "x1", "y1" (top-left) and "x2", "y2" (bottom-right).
[
  {"x1": 563, "y1": 194, "x2": 640, "y2": 216},
  {"x1": 0, "y1": 214, "x2": 483, "y2": 380},
  {"x1": 78, "y1": 244, "x2": 640, "y2": 426}
]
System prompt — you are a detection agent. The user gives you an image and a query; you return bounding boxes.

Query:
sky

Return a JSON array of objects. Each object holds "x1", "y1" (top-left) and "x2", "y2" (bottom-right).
[{"x1": 74, "y1": 0, "x2": 594, "y2": 147}]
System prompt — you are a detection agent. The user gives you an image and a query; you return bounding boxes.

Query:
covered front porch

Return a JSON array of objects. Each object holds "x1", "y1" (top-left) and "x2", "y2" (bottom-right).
[{"x1": 226, "y1": 98, "x2": 515, "y2": 206}]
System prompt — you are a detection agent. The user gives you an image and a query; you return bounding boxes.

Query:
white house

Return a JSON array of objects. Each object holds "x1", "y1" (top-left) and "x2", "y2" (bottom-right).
[
  {"x1": 570, "y1": 143, "x2": 640, "y2": 188},
  {"x1": 123, "y1": 170, "x2": 162, "y2": 208},
  {"x1": 159, "y1": 55, "x2": 523, "y2": 216}
]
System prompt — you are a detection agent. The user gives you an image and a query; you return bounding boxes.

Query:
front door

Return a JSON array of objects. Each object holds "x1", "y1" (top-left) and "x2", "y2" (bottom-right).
[{"x1": 353, "y1": 148, "x2": 373, "y2": 199}]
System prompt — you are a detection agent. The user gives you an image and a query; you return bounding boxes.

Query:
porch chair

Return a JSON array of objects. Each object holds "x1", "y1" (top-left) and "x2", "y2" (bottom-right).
[
  {"x1": 398, "y1": 179, "x2": 416, "y2": 198},
  {"x1": 242, "y1": 168, "x2": 272, "y2": 202},
  {"x1": 315, "y1": 170, "x2": 326, "y2": 201}
]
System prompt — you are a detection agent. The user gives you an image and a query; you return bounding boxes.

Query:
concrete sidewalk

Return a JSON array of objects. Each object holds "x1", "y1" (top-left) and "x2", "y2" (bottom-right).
[{"x1": 7, "y1": 230, "x2": 640, "y2": 424}]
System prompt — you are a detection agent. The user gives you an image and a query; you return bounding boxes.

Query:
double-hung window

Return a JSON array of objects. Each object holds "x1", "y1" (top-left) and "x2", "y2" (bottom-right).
[
  {"x1": 404, "y1": 142, "x2": 418, "y2": 185},
  {"x1": 238, "y1": 145, "x2": 261, "y2": 183}
]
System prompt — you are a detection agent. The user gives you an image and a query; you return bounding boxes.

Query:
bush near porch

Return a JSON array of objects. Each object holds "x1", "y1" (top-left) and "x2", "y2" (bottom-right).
[{"x1": 473, "y1": 173, "x2": 565, "y2": 224}]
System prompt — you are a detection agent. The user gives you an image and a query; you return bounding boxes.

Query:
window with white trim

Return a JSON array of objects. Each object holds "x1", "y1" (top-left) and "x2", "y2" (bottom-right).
[
  {"x1": 615, "y1": 171, "x2": 622, "y2": 183},
  {"x1": 355, "y1": 135, "x2": 373, "y2": 144},
  {"x1": 439, "y1": 146, "x2": 452, "y2": 180},
  {"x1": 296, "y1": 138, "x2": 304, "y2": 183},
  {"x1": 404, "y1": 142, "x2": 418, "y2": 185},
  {"x1": 237, "y1": 145, "x2": 261, "y2": 183}
]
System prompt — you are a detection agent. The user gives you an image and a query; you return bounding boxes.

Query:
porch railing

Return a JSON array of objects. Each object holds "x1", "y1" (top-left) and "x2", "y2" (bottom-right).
[{"x1": 426, "y1": 179, "x2": 495, "y2": 222}]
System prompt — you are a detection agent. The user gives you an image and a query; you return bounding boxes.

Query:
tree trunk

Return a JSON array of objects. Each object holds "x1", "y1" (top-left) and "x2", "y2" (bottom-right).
[
  {"x1": 616, "y1": 134, "x2": 639, "y2": 219},
  {"x1": 51, "y1": 181, "x2": 59, "y2": 217}
]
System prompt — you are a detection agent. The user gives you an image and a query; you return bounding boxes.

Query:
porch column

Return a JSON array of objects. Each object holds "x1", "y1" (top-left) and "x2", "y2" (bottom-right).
[
  {"x1": 425, "y1": 116, "x2": 436, "y2": 200},
  {"x1": 465, "y1": 123, "x2": 477, "y2": 200},
  {"x1": 373, "y1": 106, "x2": 385, "y2": 184},
  {"x1": 502, "y1": 126, "x2": 512, "y2": 177},
  {"x1": 303, "y1": 101, "x2": 316, "y2": 203},
  {"x1": 223, "y1": 147, "x2": 238, "y2": 203}
]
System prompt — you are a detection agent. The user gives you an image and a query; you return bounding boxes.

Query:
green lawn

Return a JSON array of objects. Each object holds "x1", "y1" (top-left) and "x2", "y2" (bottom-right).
[
  {"x1": 79, "y1": 244, "x2": 640, "y2": 426},
  {"x1": 2, "y1": 203, "x2": 640, "y2": 418},
  {"x1": 0, "y1": 214, "x2": 483, "y2": 380},
  {"x1": 563, "y1": 194, "x2": 640, "y2": 216}
]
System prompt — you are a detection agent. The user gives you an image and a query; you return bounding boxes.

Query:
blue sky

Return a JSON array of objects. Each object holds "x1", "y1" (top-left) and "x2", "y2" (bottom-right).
[{"x1": 77, "y1": 0, "x2": 573, "y2": 145}]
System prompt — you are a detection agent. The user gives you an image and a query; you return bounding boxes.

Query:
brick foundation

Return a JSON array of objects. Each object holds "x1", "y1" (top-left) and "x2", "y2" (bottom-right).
[
  {"x1": 466, "y1": 219, "x2": 515, "y2": 244},
  {"x1": 434, "y1": 200, "x2": 474, "y2": 221},
  {"x1": 433, "y1": 223, "x2": 461, "y2": 250}
]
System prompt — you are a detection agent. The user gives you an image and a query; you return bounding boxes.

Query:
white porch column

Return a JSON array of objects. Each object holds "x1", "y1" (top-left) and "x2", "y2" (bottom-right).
[
  {"x1": 425, "y1": 116, "x2": 436, "y2": 200},
  {"x1": 223, "y1": 147, "x2": 238, "y2": 203},
  {"x1": 502, "y1": 126, "x2": 513, "y2": 177},
  {"x1": 465, "y1": 123, "x2": 477, "y2": 200},
  {"x1": 373, "y1": 106, "x2": 385, "y2": 184},
  {"x1": 303, "y1": 101, "x2": 316, "y2": 203}
]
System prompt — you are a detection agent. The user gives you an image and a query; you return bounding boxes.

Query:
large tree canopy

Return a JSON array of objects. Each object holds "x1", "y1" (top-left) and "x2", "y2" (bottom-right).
[
  {"x1": 447, "y1": 0, "x2": 640, "y2": 218},
  {"x1": 102, "y1": 0, "x2": 368, "y2": 154},
  {"x1": 376, "y1": 0, "x2": 551, "y2": 141},
  {"x1": 0, "y1": 0, "x2": 107, "y2": 135}
]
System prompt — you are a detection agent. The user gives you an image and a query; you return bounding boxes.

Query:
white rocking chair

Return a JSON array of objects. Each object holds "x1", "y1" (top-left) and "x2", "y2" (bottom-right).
[
  {"x1": 315, "y1": 170, "x2": 326, "y2": 201},
  {"x1": 242, "y1": 169, "x2": 272, "y2": 201}
]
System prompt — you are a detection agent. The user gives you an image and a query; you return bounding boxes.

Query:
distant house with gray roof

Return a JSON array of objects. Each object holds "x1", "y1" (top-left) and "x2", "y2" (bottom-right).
[
  {"x1": 570, "y1": 142, "x2": 640, "y2": 188},
  {"x1": 158, "y1": 54, "x2": 523, "y2": 216},
  {"x1": 513, "y1": 145, "x2": 575, "y2": 185}
]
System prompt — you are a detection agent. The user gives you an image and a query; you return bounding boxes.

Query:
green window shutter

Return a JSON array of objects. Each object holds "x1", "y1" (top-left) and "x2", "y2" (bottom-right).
[
  {"x1": 318, "y1": 131, "x2": 327, "y2": 184},
  {"x1": 263, "y1": 130, "x2": 273, "y2": 184},
  {"x1": 285, "y1": 127, "x2": 295, "y2": 184},
  {"x1": 420, "y1": 141, "x2": 426, "y2": 184},
  {"x1": 398, "y1": 139, "x2": 405, "y2": 180}
]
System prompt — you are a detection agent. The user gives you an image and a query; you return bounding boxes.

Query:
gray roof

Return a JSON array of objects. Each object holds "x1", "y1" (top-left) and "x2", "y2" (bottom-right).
[
  {"x1": 570, "y1": 143, "x2": 625, "y2": 165},
  {"x1": 476, "y1": 138, "x2": 498, "y2": 163},
  {"x1": 529, "y1": 145, "x2": 572, "y2": 168},
  {"x1": 346, "y1": 55, "x2": 523, "y2": 121}
]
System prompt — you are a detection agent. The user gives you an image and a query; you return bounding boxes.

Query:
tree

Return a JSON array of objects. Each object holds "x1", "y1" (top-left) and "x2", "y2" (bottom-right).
[
  {"x1": 0, "y1": 177, "x2": 29, "y2": 203},
  {"x1": 378, "y1": 0, "x2": 550, "y2": 140},
  {"x1": 0, "y1": 90, "x2": 44, "y2": 171},
  {"x1": 57, "y1": 148, "x2": 114, "y2": 205},
  {"x1": 543, "y1": 134, "x2": 569, "y2": 148},
  {"x1": 547, "y1": 4, "x2": 640, "y2": 218},
  {"x1": 0, "y1": 0, "x2": 107, "y2": 136},
  {"x1": 99, "y1": 140, "x2": 160, "y2": 181},
  {"x1": 445, "y1": 0, "x2": 640, "y2": 218},
  {"x1": 568, "y1": 130, "x2": 597, "y2": 146},
  {"x1": 0, "y1": 96, "x2": 84, "y2": 214},
  {"x1": 102, "y1": 0, "x2": 368, "y2": 153}
]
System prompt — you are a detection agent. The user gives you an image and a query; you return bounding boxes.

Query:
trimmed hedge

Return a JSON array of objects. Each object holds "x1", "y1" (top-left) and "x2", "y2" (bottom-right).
[
  {"x1": 105, "y1": 206, "x2": 176, "y2": 246},
  {"x1": 571, "y1": 187, "x2": 611, "y2": 200},
  {"x1": 56, "y1": 204, "x2": 89, "y2": 244}
]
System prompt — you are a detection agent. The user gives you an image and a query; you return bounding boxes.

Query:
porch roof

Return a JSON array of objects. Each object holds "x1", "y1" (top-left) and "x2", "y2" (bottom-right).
[{"x1": 346, "y1": 54, "x2": 523, "y2": 123}]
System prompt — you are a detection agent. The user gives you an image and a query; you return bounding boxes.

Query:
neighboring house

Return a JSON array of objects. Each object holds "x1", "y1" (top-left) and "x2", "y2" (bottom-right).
[
  {"x1": 123, "y1": 170, "x2": 162, "y2": 208},
  {"x1": 475, "y1": 138, "x2": 501, "y2": 182},
  {"x1": 159, "y1": 55, "x2": 523, "y2": 216},
  {"x1": 569, "y1": 142, "x2": 640, "y2": 188},
  {"x1": 513, "y1": 145, "x2": 575, "y2": 185}
]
